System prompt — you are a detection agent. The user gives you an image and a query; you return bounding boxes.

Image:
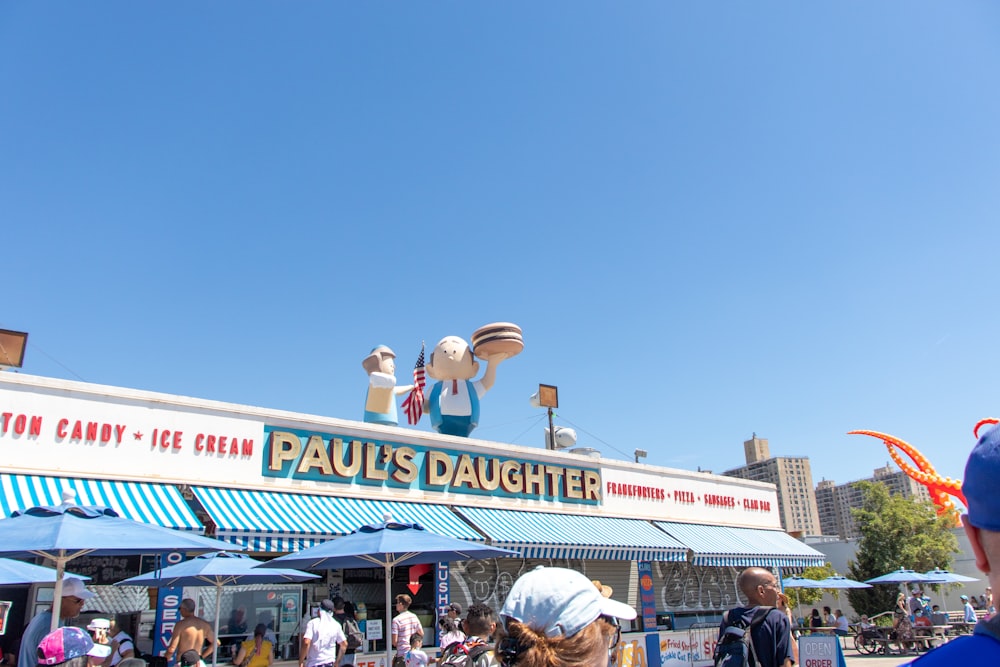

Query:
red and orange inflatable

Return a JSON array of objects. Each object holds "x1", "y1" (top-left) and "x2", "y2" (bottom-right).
[{"x1": 846, "y1": 421, "x2": 1000, "y2": 522}]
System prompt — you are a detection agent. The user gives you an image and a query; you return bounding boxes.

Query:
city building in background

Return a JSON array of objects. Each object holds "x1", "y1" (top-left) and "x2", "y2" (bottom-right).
[
  {"x1": 721, "y1": 434, "x2": 821, "y2": 536},
  {"x1": 815, "y1": 463, "x2": 932, "y2": 539}
]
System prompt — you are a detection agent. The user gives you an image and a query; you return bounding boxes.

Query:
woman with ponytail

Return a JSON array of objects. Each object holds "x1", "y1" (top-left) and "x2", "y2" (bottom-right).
[{"x1": 234, "y1": 625, "x2": 273, "y2": 667}]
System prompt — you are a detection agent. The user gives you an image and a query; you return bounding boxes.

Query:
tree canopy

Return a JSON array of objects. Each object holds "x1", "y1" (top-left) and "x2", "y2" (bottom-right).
[{"x1": 846, "y1": 481, "x2": 959, "y2": 616}]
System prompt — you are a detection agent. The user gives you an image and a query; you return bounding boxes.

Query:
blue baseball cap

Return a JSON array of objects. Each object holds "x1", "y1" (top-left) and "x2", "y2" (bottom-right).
[
  {"x1": 500, "y1": 566, "x2": 636, "y2": 639},
  {"x1": 37, "y1": 627, "x2": 111, "y2": 666},
  {"x1": 963, "y1": 424, "x2": 1000, "y2": 530}
]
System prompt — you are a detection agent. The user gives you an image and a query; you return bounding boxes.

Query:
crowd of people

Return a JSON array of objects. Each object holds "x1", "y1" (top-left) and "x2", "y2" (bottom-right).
[
  {"x1": 9, "y1": 420, "x2": 1000, "y2": 667},
  {"x1": 10, "y1": 568, "x2": 635, "y2": 667}
]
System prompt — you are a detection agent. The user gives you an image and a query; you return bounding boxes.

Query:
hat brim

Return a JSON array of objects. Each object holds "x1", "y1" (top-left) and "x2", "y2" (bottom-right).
[
  {"x1": 599, "y1": 597, "x2": 636, "y2": 621},
  {"x1": 89, "y1": 645, "x2": 112, "y2": 659},
  {"x1": 71, "y1": 589, "x2": 96, "y2": 600}
]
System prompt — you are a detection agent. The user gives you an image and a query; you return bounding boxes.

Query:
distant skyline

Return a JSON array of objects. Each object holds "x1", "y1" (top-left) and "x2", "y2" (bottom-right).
[{"x1": 4, "y1": 2, "x2": 999, "y2": 503}]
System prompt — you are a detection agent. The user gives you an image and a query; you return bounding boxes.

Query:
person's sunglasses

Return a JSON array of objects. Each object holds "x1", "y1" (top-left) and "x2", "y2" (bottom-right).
[
  {"x1": 601, "y1": 615, "x2": 622, "y2": 653},
  {"x1": 67, "y1": 597, "x2": 84, "y2": 604}
]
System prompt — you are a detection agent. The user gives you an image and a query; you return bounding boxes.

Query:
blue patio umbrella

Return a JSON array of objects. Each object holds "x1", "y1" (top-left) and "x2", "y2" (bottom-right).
[
  {"x1": 260, "y1": 515, "x2": 518, "y2": 667},
  {"x1": 923, "y1": 568, "x2": 979, "y2": 613},
  {"x1": 782, "y1": 575, "x2": 823, "y2": 589},
  {"x1": 814, "y1": 575, "x2": 872, "y2": 606},
  {"x1": 781, "y1": 576, "x2": 822, "y2": 624},
  {"x1": 0, "y1": 492, "x2": 238, "y2": 631},
  {"x1": 864, "y1": 568, "x2": 941, "y2": 585},
  {"x1": 118, "y1": 551, "x2": 319, "y2": 667},
  {"x1": 0, "y1": 558, "x2": 89, "y2": 585},
  {"x1": 924, "y1": 568, "x2": 979, "y2": 584},
  {"x1": 815, "y1": 575, "x2": 872, "y2": 589}
]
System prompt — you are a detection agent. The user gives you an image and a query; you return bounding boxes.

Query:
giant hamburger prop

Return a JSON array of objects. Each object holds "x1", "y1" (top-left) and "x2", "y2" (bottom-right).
[{"x1": 471, "y1": 322, "x2": 524, "y2": 360}]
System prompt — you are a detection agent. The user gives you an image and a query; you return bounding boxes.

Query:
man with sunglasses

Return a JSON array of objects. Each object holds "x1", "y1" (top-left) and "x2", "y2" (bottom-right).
[
  {"x1": 18, "y1": 578, "x2": 96, "y2": 667},
  {"x1": 716, "y1": 568, "x2": 797, "y2": 667}
]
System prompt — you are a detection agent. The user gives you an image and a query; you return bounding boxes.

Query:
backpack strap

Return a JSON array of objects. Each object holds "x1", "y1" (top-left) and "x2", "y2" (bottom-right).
[
  {"x1": 467, "y1": 643, "x2": 491, "y2": 667},
  {"x1": 746, "y1": 606, "x2": 773, "y2": 667}
]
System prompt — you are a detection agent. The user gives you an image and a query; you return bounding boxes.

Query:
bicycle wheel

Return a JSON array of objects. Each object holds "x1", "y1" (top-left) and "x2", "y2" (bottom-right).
[{"x1": 853, "y1": 633, "x2": 876, "y2": 655}]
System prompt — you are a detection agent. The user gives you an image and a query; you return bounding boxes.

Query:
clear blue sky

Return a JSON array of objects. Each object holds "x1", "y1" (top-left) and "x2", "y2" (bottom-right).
[{"x1": 3, "y1": 2, "x2": 999, "y2": 496}]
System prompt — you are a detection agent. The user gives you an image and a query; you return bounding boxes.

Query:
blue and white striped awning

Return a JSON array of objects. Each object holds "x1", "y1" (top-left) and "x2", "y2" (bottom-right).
[
  {"x1": 653, "y1": 521, "x2": 825, "y2": 568},
  {"x1": 0, "y1": 474, "x2": 202, "y2": 531},
  {"x1": 454, "y1": 506, "x2": 688, "y2": 562},
  {"x1": 192, "y1": 487, "x2": 486, "y2": 553}
]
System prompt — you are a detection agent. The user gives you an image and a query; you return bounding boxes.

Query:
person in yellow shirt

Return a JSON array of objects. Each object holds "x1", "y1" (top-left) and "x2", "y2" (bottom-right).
[{"x1": 234, "y1": 625, "x2": 272, "y2": 667}]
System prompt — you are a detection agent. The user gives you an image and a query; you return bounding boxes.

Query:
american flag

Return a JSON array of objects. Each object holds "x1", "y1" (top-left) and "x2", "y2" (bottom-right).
[{"x1": 401, "y1": 343, "x2": 426, "y2": 425}]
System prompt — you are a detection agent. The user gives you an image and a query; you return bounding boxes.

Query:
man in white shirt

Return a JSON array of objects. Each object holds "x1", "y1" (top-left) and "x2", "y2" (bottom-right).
[{"x1": 299, "y1": 600, "x2": 346, "y2": 667}]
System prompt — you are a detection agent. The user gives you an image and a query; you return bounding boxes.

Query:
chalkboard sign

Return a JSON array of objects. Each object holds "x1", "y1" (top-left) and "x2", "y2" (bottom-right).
[{"x1": 71, "y1": 555, "x2": 142, "y2": 584}]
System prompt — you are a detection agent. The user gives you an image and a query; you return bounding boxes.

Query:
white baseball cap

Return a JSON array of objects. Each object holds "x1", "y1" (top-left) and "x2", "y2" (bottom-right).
[
  {"x1": 62, "y1": 578, "x2": 95, "y2": 600},
  {"x1": 500, "y1": 566, "x2": 636, "y2": 639}
]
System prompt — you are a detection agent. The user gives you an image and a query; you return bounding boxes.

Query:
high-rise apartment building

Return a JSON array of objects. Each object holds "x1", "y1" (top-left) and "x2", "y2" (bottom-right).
[
  {"x1": 722, "y1": 434, "x2": 822, "y2": 536},
  {"x1": 814, "y1": 464, "x2": 932, "y2": 539}
]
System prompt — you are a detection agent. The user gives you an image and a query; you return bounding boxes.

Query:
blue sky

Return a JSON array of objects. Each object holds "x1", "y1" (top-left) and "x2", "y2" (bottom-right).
[{"x1": 3, "y1": 2, "x2": 999, "y2": 496}]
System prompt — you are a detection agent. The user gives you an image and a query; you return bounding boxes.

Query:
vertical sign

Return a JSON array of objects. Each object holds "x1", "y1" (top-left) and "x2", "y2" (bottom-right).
[
  {"x1": 637, "y1": 561, "x2": 657, "y2": 631},
  {"x1": 152, "y1": 552, "x2": 186, "y2": 658},
  {"x1": 280, "y1": 592, "x2": 299, "y2": 639},
  {"x1": 435, "y1": 562, "x2": 449, "y2": 647}
]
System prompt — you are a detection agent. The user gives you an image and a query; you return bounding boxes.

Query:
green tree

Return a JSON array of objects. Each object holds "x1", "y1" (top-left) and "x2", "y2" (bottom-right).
[{"x1": 846, "y1": 481, "x2": 959, "y2": 617}]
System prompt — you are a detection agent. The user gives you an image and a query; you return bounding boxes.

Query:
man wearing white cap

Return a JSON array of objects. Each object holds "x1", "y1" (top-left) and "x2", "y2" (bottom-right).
[{"x1": 19, "y1": 578, "x2": 95, "y2": 667}]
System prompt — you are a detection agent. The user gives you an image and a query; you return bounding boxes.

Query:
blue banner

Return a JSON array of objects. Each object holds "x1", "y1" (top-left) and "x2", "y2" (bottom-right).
[{"x1": 152, "y1": 552, "x2": 186, "y2": 659}]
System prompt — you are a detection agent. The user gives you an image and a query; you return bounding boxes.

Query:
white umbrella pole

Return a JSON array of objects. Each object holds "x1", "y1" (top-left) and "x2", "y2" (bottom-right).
[
  {"x1": 384, "y1": 565, "x2": 393, "y2": 667},
  {"x1": 213, "y1": 585, "x2": 222, "y2": 667},
  {"x1": 50, "y1": 559, "x2": 67, "y2": 633}
]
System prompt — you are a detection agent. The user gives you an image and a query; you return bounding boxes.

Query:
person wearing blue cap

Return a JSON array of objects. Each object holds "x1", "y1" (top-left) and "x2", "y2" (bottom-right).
[
  {"x1": 962, "y1": 595, "x2": 977, "y2": 625},
  {"x1": 906, "y1": 424, "x2": 1000, "y2": 664},
  {"x1": 496, "y1": 566, "x2": 636, "y2": 667}
]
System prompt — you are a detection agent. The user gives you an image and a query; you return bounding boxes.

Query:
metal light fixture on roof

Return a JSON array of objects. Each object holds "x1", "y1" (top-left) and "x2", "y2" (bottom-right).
[
  {"x1": 0, "y1": 329, "x2": 28, "y2": 370},
  {"x1": 529, "y1": 384, "x2": 559, "y2": 450},
  {"x1": 634, "y1": 448, "x2": 648, "y2": 463}
]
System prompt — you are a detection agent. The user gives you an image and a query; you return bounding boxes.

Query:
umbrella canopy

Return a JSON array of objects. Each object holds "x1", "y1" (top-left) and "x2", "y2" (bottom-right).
[
  {"x1": 118, "y1": 551, "x2": 319, "y2": 667},
  {"x1": 0, "y1": 492, "x2": 239, "y2": 631},
  {"x1": 0, "y1": 559, "x2": 89, "y2": 585},
  {"x1": 924, "y1": 568, "x2": 980, "y2": 583},
  {"x1": 923, "y1": 568, "x2": 979, "y2": 613},
  {"x1": 260, "y1": 515, "x2": 518, "y2": 667},
  {"x1": 815, "y1": 575, "x2": 872, "y2": 589},
  {"x1": 865, "y1": 568, "x2": 941, "y2": 585},
  {"x1": 782, "y1": 575, "x2": 823, "y2": 588}
]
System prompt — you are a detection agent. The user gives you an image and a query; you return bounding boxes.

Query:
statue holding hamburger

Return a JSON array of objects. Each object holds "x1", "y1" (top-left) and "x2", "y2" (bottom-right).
[{"x1": 423, "y1": 323, "x2": 522, "y2": 437}]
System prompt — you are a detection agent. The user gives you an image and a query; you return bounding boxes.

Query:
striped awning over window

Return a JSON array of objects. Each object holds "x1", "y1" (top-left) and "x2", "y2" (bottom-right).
[
  {"x1": 191, "y1": 486, "x2": 486, "y2": 553},
  {"x1": 653, "y1": 521, "x2": 825, "y2": 568},
  {"x1": 0, "y1": 474, "x2": 202, "y2": 531},
  {"x1": 454, "y1": 506, "x2": 688, "y2": 562}
]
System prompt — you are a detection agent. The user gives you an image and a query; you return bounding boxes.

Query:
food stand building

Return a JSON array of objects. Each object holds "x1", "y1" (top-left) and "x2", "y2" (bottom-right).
[{"x1": 0, "y1": 372, "x2": 824, "y2": 664}]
